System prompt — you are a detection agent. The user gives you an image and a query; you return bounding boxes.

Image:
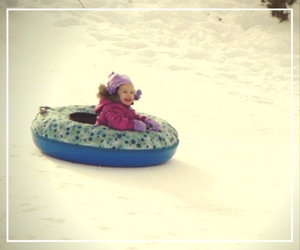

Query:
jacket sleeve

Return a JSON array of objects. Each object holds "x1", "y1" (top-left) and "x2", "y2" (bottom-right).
[
  {"x1": 134, "y1": 114, "x2": 147, "y2": 122},
  {"x1": 105, "y1": 107, "x2": 135, "y2": 131},
  {"x1": 94, "y1": 104, "x2": 101, "y2": 114}
]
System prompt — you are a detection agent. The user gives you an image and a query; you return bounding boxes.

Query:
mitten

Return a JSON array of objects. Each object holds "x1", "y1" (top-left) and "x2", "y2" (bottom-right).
[
  {"x1": 133, "y1": 120, "x2": 146, "y2": 132},
  {"x1": 145, "y1": 118, "x2": 161, "y2": 131}
]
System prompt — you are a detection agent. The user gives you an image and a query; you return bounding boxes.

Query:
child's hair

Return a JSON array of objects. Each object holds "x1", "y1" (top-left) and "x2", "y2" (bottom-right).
[{"x1": 96, "y1": 84, "x2": 120, "y2": 102}]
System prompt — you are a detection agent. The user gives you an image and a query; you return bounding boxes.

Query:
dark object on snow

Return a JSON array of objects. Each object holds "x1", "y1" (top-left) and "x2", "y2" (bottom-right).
[{"x1": 262, "y1": 0, "x2": 297, "y2": 22}]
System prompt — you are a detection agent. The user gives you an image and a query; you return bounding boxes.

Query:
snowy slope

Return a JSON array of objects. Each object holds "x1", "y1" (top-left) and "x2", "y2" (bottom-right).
[{"x1": 1, "y1": 0, "x2": 299, "y2": 250}]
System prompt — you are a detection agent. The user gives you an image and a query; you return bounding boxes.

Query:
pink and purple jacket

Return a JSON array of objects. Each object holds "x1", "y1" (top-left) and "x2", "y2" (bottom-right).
[{"x1": 94, "y1": 99, "x2": 147, "y2": 131}]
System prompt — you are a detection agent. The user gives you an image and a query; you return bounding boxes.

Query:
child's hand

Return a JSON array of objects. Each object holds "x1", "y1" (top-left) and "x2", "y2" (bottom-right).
[
  {"x1": 133, "y1": 120, "x2": 146, "y2": 132},
  {"x1": 145, "y1": 118, "x2": 161, "y2": 131}
]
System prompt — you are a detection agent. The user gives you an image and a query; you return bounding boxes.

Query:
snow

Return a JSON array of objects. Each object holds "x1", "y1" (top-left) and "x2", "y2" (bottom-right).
[{"x1": 1, "y1": 0, "x2": 299, "y2": 250}]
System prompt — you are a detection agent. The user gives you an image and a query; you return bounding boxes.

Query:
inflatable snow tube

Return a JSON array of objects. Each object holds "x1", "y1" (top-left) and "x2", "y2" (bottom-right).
[{"x1": 31, "y1": 105, "x2": 179, "y2": 167}]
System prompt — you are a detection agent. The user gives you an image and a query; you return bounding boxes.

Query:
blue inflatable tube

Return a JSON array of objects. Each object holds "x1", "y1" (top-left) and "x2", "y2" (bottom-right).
[
  {"x1": 32, "y1": 132, "x2": 178, "y2": 167},
  {"x1": 31, "y1": 105, "x2": 179, "y2": 167}
]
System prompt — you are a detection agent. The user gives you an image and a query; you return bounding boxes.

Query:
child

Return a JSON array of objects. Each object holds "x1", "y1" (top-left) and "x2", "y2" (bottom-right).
[{"x1": 94, "y1": 72, "x2": 160, "y2": 132}]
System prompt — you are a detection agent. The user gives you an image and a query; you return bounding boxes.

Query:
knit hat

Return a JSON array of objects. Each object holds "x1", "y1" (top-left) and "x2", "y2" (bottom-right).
[{"x1": 107, "y1": 72, "x2": 142, "y2": 100}]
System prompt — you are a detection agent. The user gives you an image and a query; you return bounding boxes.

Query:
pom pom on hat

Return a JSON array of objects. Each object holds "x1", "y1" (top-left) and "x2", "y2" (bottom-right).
[{"x1": 134, "y1": 89, "x2": 142, "y2": 100}]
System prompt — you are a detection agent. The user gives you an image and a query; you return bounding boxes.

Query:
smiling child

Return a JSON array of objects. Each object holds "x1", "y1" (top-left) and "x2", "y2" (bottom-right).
[{"x1": 94, "y1": 72, "x2": 160, "y2": 132}]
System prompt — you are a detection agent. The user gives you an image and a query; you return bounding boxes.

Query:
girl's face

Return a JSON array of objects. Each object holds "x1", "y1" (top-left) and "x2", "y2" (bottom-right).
[{"x1": 117, "y1": 83, "x2": 135, "y2": 106}]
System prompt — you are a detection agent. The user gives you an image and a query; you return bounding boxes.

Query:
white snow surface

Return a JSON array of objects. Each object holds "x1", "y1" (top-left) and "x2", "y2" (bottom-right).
[{"x1": 1, "y1": 0, "x2": 299, "y2": 250}]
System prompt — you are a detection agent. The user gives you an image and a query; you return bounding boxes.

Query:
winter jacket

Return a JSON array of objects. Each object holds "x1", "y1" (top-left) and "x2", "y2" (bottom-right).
[{"x1": 94, "y1": 99, "x2": 147, "y2": 131}]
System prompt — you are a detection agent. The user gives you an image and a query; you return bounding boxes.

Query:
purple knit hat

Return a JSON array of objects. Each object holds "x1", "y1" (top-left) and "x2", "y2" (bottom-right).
[{"x1": 107, "y1": 72, "x2": 142, "y2": 100}]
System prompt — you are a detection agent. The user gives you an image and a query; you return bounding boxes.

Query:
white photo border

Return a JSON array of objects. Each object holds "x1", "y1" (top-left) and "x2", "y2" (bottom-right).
[{"x1": 6, "y1": 7, "x2": 294, "y2": 243}]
